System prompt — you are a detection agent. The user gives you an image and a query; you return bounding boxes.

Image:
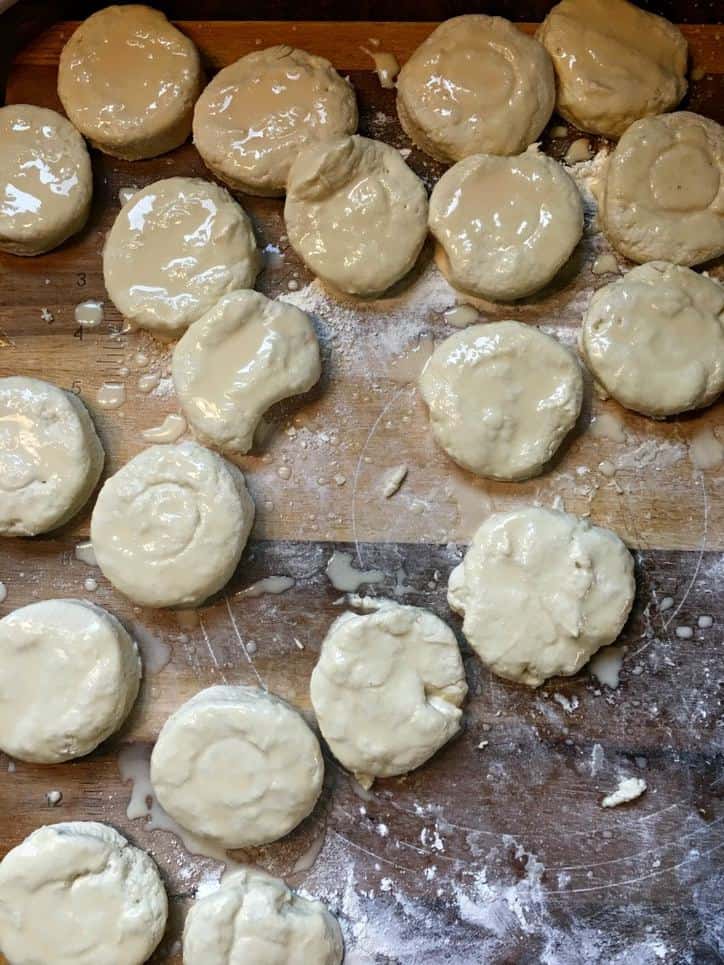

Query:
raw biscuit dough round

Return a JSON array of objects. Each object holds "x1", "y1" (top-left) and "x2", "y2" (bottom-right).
[
  {"x1": 183, "y1": 867, "x2": 343, "y2": 965},
  {"x1": 150, "y1": 686, "x2": 324, "y2": 848},
  {"x1": 602, "y1": 112, "x2": 724, "y2": 267},
  {"x1": 396, "y1": 15, "x2": 555, "y2": 164},
  {"x1": 103, "y1": 177, "x2": 260, "y2": 338},
  {"x1": 58, "y1": 4, "x2": 203, "y2": 160},
  {"x1": 0, "y1": 821, "x2": 167, "y2": 965},
  {"x1": 419, "y1": 322, "x2": 583, "y2": 481},
  {"x1": 310, "y1": 603, "x2": 467, "y2": 787},
  {"x1": 582, "y1": 262, "x2": 724, "y2": 418},
  {"x1": 284, "y1": 134, "x2": 428, "y2": 296},
  {"x1": 193, "y1": 46, "x2": 357, "y2": 196},
  {"x1": 90, "y1": 441, "x2": 254, "y2": 608},
  {"x1": 537, "y1": 0, "x2": 687, "y2": 139},
  {"x1": 0, "y1": 104, "x2": 92, "y2": 256},
  {"x1": 429, "y1": 149, "x2": 583, "y2": 300},
  {"x1": 0, "y1": 376, "x2": 104, "y2": 537},
  {"x1": 172, "y1": 290, "x2": 321, "y2": 454},
  {"x1": 448, "y1": 507, "x2": 635, "y2": 687},
  {"x1": 0, "y1": 600, "x2": 141, "y2": 764}
]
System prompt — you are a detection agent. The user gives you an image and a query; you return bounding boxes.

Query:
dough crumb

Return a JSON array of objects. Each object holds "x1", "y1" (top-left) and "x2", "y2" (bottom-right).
[
  {"x1": 601, "y1": 777, "x2": 647, "y2": 808},
  {"x1": 675, "y1": 625, "x2": 693, "y2": 639},
  {"x1": 591, "y1": 253, "x2": 619, "y2": 275},
  {"x1": 46, "y1": 789, "x2": 63, "y2": 806},
  {"x1": 565, "y1": 138, "x2": 593, "y2": 164},
  {"x1": 382, "y1": 464, "x2": 408, "y2": 498},
  {"x1": 698, "y1": 615, "x2": 713, "y2": 629}
]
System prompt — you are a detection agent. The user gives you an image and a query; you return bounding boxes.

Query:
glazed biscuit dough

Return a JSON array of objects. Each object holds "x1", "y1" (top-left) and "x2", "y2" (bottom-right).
[
  {"x1": 602, "y1": 112, "x2": 724, "y2": 266},
  {"x1": 0, "y1": 105, "x2": 92, "y2": 256},
  {"x1": 90, "y1": 442, "x2": 254, "y2": 608},
  {"x1": 285, "y1": 134, "x2": 428, "y2": 296},
  {"x1": 429, "y1": 148, "x2": 583, "y2": 301},
  {"x1": 150, "y1": 686, "x2": 324, "y2": 848},
  {"x1": 172, "y1": 290, "x2": 321, "y2": 454},
  {"x1": 448, "y1": 507, "x2": 635, "y2": 687},
  {"x1": 396, "y1": 15, "x2": 555, "y2": 163},
  {"x1": 58, "y1": 5, "x2": 203, "y2": 159},
  {"x1": 193, "y1": 46, "x2": 358, "y2": 196},
  {"x1": 419, "y1": 322, "x2": 583, "y2": 481},
  {"x1": 0, "y1": 600, "x2": 141, "y2": 764},
  {"x1": 0, "y1": 822, "x2": 167, "y2": 965},
  {"x1": 103, "y1": 177, "x2": 260, "y2": 337},
  {"x1": 581, "y1": 262, "x2": 724, "y2": 418},
  {"x1": 0, "y1": 377, "x2": 104, "y2": 537},
  {"x1": 537, "y1": 0, "x2": 687, "y2": 138}
]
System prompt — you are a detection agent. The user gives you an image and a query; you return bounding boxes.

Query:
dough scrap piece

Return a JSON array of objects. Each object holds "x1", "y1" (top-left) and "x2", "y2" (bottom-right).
[
  {"x1": 448, "y1": 507, "x2": 635, "y2": 687},
  {"x1": 429, "y1": 148, "x2": 583, "y2": 300},
  {"x1": 602, "y1": 112, "x2": 724, "y2": 267},
  {"x1": 419, "y1": 322, "x2": 583, "y2": 481},
  {"x1": 172, "y1": 290, "x2": 321, "y2": 454},
  {"x1": 537, "y1": 0, "x2": 687, "y2": 139},
  {"x1": 103, "y1": 177, "x2": 260, "y2": 338},
  {"x1": 58, "y1": 4, "x2": 203, "y2": 159},
  {"x1": 0, "y1": 822, "x2": 167, "y2": 965},
  {"x1": 193, "y1": 46, "x2": 357, "y2": 196},
  {"x1": 150, "y1": 686, "x2": 324, "y2": 848},
  {"x1": 396, "y1": 15, "x2": 554, "y2": 163},
  {"x1": 183, "y1": 867, "x2": 343, "y2": 965},
  {"x1": 310, "y1": 603, "x2": 467, "y2": 786},
  {"x1": 285, "y1": 134, "x2": 428, "y2": 296},
  {"x1": 90, "y1": 441, "x2": 254, "y2": 608},
  {"x1": 581, "y1": 262, "x2": 724, "y2": 418},
  {"x1": 0, "y1": 600, "x2": 140, "y2": 763},
  {"x1": 0, "y1": 105, "x2": 92, "y2": 256},
  {"x1": 0, "y1": 376, "x2": 104, "y2": 536}
]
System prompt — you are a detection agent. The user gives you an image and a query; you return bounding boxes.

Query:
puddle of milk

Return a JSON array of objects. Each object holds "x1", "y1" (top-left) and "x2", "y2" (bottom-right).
[
  {"x1": 239, "y1": 575, "x2": 295, "y2": 599},
  {"x1": 130, "y1": 623, "x2": 172, "y2": 674},
  {"x1": 443, "y1": 304, "x2": 479, "y2": 328},
  {"x1": 326, "y1": 551, "x2": 385, "y2": 592},
  {"x1": 138, "y1": 371, "x2": 161, "y2": 394},
  {"x1": 0, "y1": 582, "x2": 6, "y2": 604},
  {"x1": 74, "y1": 541, "x2": 98, "y2": 567},
  {"x1": 589, "y1": 645, "x2": 624, "y2": 688},
  {"x1": 96, "y1": 382, "x2": 126, "y2": 409},
  {"x1": 141, "y1": 413, "x2": 187, "y2": 444},
  {"x1": 689, "y1": 428, "x2": 723, "y2": 470},
  {"x1": 589, "y1": 411, "x2": 627, "y2": 443},
  {"x1": 362, "y1": 46, "x2": 400, "y2": 88},
  {"x1": 388, "y1": 333, "x2": 434, "y2": 384},
  {"x1": 75, "y1": 300, "x2": 104, "y2": 328}
]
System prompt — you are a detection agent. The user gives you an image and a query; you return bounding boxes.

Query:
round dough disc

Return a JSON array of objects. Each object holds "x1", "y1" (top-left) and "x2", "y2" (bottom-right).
[
  {"x1": 284, "y1": 134, "x2": 428, "y2": 296},
  {"x1": 448, "y1": 507, "x2": 635, "y2": 687},
  {"x1": 310, "y1": 602, "x2": 467, "y2": 786},
  {"x1": 602, "y1": 111, "x2": 724, "y2": 267},
  {"x1": 58, "y1": 5, "x2": 203, "y2": 160},
  {"x1": 172, "y1": 290, "x2": 321, "y2": 454},
  {"x1": 103, "y1": 177, "x2": 260, "y2": 338},
  {"x1": 0, "y1": 104, "x2": 92, "y2": 256},
  {"x1": 0, "y1": 821, "x2": 167, "y2": 965},
  {"x1": 193, "y1": 46, "x2": 357, "y2": 196},
  {"x1": 150, "y1": 686, "x2": 324, "y2": 848},
  {"x1": 0, "y1": 376, "x2": 104, "y2": 536},
  {"x1": 90, "y1": 441, "x2": 254, "y2": 608},
  {"x1": 0, "y1": 600, "x2": 141, "y2": 763},
  {"x1": 396, "y1": 15, "x2": 554, "y2": 163},
  {"x1": 429, "y1": 149, "x2": 583, "y2": 300},
  {"x1": 537, "y1": 0, "x2": 687, "y2": 138},
  {"x1": 582, "y1": 262, "x2": 724, "y2": 418},
  {"x1": 183, "y1": 867, "x2": 343, "y2": 965},
  {"x1": 419, "y1": 322, "x2": 583, "y2": 481}
]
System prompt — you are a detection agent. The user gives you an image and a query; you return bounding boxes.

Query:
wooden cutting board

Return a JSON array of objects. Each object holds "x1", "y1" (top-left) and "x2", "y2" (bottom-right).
[{"x1": 0, "y1": 19, "x2": 722, "y2": 964}]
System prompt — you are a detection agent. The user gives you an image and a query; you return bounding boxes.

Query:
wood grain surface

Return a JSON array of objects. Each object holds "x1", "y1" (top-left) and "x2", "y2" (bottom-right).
[{"x1": 0, "y1": 19, "x2": 722, "y2": 965}]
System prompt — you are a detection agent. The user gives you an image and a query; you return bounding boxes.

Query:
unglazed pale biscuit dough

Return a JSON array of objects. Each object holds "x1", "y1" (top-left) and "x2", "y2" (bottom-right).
[
  {"x1": 396, "y1": 15, "x2": 554, "y2": 164},
  {"x1": 150, "y1": 686, "x2": 324, "y2": 848},
  {"x1": 193, "y1": 46, "x2": 357, "y2": 196},
  {"x1": 603, "y1": 112, "x2": 724, "y2": 267},
  {"x1": 419, "y1": 322, "x2": 583, "y2": 481},
  {"x1": 183, "y1": 867, "x2": 343, "y2": 965},
  {"x1": 0, "y1": 377, "x2": 104, "y2": 536},
  {"x1": 429, "y1": 148, "x2": 583, "y2": 300},
  {"x1": 90, "y1": 441, "x2": 254, "y2": 608},
  {"x1": 448, "y1": 507, "x2": 635, "y2": 687},
  {"x1": 310, "y1": 603, "x2": 467, "y2": 787},
  {"x1": 0, "y1": 822, "x2": 167, "y2": 965},
  {"x1": 582, "y1": 262, "x2": 724, "y2": 418},
  {"x1": 172, "y1": 290, "x2": 321, "y2": 454},
  {"x1": 0, "y1": 105, "x2": 92, "y2": 256},
  {"x1": 103, "y1": 177, "x2": 260, "y2": 337},
  {"x1": 537, "y1": 0, "x2": 687, "y2": 139},
  {"x1": 285, "y1": 134, "x2": 428, "y2": 296},
  {"x1": 58, "y1": 5, "x2": 203, "y2": 159},
  {"x1": 0, "y1": 600, "x2": 140, "y2": 764}
]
